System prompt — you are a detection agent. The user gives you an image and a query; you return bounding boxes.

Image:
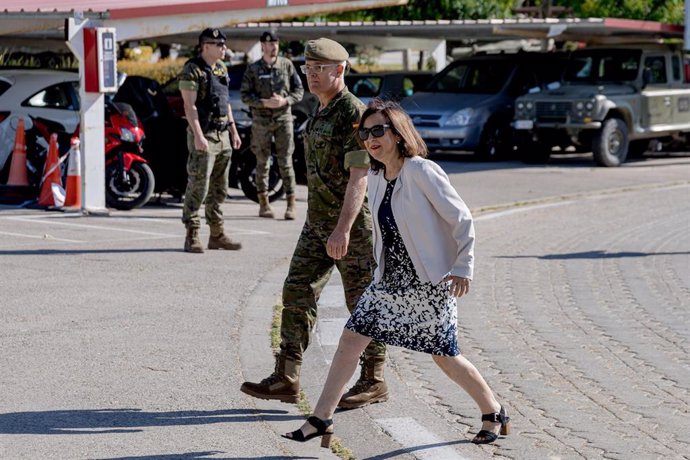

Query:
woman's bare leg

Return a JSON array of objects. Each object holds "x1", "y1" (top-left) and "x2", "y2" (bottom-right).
[
  {"x1": 432, "y1": 354, "x2": 502, "y2": 438},
  {"x1": 287, "y1": 329, "x2": 372, "y2": 438}
]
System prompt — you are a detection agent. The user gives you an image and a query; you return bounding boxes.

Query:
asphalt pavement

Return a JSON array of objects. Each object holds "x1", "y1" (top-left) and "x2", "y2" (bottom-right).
[{"x1": 1, "y1": 152, "x2": 689, "y2": 459}]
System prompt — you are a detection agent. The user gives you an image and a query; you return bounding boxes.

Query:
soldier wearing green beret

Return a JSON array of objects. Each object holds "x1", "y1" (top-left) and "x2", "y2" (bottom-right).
[
  {"x1": 178, "y1": 28, "x2": 242, "y2": 253},
  {"x1": 241, "y1": 37, "x2": 390, "y2": 409}
]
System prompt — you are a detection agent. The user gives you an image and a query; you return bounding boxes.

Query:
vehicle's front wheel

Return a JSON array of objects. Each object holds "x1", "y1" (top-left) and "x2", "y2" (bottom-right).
[
  {"x1": 477, "y1": 118, "x2": 513, "y2": 160},
  {"x1": 105, "y1": 161, "x2": 155, "y2": 210},
  {"x1": 592, "y1": 118, "x2": 629, "y2": 167}
]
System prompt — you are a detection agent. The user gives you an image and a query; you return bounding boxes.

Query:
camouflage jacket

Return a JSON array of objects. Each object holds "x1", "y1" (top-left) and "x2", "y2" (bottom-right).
[
  {"x1": 304, "y1": 86, "x2": 370, "y2": 223},
  {"x1": 240, "y1": 56, "x2": 304, "y2": 117}
]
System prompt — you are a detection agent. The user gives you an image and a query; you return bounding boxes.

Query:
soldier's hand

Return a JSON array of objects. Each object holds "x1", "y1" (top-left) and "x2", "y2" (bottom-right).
[
  {"x1": 326, "y1": 229, "x2": 350, "y2": 260},
  {"x1": 194, "y1": 136, "x2": 209, "y2": 151},
  {"x1": 230, "y1": 128, "x2": 241, "y2": 150},
  {"x1": 263, "y1": 94, "x2": 286, "y2": 109}
]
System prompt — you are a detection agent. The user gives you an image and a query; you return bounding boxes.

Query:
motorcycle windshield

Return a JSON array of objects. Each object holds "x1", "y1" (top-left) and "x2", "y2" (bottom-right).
[{"x1": 113, "y1": 102, "x2": 140, "y2": 127}]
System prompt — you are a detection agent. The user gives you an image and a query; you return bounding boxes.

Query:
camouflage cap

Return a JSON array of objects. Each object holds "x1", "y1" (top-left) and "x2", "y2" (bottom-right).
[{"x1": 304, "y1": 38, "x2": 349, "y2": 62}]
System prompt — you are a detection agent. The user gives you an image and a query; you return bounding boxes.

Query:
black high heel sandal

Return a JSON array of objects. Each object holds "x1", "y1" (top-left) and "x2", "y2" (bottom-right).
[
  {"x1": 471, "y1": 405, "x2": 510, "y2": 445},
  {"x1": 282, "y1": 415, "x2": 334, "y2": 448}
]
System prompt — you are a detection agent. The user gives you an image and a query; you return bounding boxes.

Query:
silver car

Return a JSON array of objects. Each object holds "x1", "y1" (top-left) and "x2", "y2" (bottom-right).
[
  {"x1": 0, "y1": 69, "x2": 80, "y2": 181},
  {"x1": 401, "y1": 53, "x2": 567, "y2": 159}
]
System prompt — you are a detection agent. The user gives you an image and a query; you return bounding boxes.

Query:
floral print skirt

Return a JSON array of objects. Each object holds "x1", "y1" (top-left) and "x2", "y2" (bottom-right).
[{"x1": 345, "y1": 178, "x2": 459, "y2": 356}]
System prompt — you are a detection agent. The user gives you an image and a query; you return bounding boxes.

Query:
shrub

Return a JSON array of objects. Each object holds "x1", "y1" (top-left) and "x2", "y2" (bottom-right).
[{"x1": 117, "y1": 59, "x2": 186, "y2": 84}]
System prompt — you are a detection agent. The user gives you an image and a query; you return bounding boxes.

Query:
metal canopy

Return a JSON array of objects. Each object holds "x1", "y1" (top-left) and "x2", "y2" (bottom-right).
[
  {"x1": 0, "y1": 0, "x2": 407, "y2": 46},
  {"x1": 221, "y1": 17, "x2": 685, "y2": 43},
  {"x1": 1, "y1": 14, "x2": 684, "y2": 51}
]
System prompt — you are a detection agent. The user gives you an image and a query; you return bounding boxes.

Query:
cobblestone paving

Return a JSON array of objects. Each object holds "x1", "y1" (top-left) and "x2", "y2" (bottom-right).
[{"x1": 384, "y1": 185, "x2": 689, "y2": 459}]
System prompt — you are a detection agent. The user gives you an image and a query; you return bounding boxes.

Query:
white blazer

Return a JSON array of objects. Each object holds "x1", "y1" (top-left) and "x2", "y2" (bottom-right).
[{"x1": 368, "y1": 156, "x2": 475, "y2": 284}]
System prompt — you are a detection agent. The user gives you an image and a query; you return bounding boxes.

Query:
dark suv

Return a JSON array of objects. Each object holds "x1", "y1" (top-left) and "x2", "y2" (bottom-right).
[
  {"x1": 345, "y1": 71, "x2": 434, "y2": 105},
  {"x1": 401, "y1": 52, "x2": 567, "y2": 158}
]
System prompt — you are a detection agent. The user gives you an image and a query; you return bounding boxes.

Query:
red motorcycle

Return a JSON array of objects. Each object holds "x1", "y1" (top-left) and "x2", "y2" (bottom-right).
[{"x1": 104, "y1": 100, "x2": 155, "y2": 210}]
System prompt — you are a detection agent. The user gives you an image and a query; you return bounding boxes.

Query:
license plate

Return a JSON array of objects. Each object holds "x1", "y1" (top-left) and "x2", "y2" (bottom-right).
[{"x1": 514, "y1": 120, "x2": 534, "y2": 130}]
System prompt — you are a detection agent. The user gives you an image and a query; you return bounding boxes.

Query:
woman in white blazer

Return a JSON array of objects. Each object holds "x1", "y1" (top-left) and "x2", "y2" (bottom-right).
[{"x1": 283, "y1": 99, "x2": 510, "y2": 447}]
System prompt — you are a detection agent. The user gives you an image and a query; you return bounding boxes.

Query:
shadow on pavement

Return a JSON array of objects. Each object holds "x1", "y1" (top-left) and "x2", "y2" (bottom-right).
[
  {"x1": 0, "y1": 408, "x2": 300, "y2": 435},
  {"x1": 428, "y1": 150, "x2": 689, "y2": 175},
  {"x1": 99, "y1": 453, "x2": 225, "y2": 460},
  {"x1": 99, "y1": 454, "x2": 315, "y2": 460},
  {"x1": 362, "y1": 439, "x2": 469, "y2": 460},
  {"x1": 497, "y1": 250, "x2": 690, "y2": 260},
  {"x1": 0, "y1": 248, "x2": 183, "y2": 256}
]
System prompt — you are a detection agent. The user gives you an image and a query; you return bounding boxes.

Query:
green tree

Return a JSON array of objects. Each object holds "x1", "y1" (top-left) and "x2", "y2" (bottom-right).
[
  {"x1": 306, "y1": 0, "x2": 515, "y2": 21},
  {"x1": 313, "y1": 0, "x2": 683, "y2": 24},
  {"x1": 568, "y1": 0, "x2": 684, "y2": 24}
]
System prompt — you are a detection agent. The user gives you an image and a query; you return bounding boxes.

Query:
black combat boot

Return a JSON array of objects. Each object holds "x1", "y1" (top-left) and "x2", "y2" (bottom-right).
[
  {"x1": 338, "y1": 355, "x2": 389, "y2": 409},
  {"x1": 240, "y1": 353, "x2": 301, "y2": 403}
]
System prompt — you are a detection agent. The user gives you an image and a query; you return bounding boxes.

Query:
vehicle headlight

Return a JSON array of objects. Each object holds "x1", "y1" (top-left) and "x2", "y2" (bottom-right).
[
  {"x1": 526, "y1": 102, "x2": 533, "y2": 110},
  {"x1": 585, "y1": 102, "x2": 594, "y2": 110},
  {"x1": 576, "y1": 102, "x2": 584, "y2": 110},
  {"x1": 120, "y1": 128, "x2": 136, "y2": 142},
  {"x1": 446, "y1": 108, "x2": 474, "y2": 127},
  {"x1": 517, "y1": 102, "x2": 525, "y2": 110}
]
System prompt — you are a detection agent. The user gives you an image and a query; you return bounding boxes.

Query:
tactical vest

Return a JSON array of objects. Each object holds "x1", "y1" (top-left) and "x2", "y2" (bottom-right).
[{"x1": 189, "y1": 56, "x2": 229, "y2": 131}]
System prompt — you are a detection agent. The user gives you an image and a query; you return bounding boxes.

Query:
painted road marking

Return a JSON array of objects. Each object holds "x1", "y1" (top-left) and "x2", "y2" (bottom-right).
[
  {"x1": 376, "y1": 417, "x2": 469, "y2": 460},
  {"x1": 1, "y1": 216, "x2": 269, "y2": 237},
  {"x1": 475, "y1": 200, "x2": 575, "y2": 221},
  {"x1": 0, "y1": 231, "x2": 84, "y2": 243}
]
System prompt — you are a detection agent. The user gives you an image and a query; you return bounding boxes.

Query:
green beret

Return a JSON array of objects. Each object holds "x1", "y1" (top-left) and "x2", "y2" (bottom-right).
[{"x1": 304, "y1": 38, "x2": 349, "y2": 62}]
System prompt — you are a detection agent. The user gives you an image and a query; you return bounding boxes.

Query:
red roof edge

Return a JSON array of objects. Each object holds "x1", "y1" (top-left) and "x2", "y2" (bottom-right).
[
  {"x1": 603, "y1": 17, "x2": 684, "y2": 34},
  {"x1": 109, "y1": 0, "x2": 347, "y2": 20}
]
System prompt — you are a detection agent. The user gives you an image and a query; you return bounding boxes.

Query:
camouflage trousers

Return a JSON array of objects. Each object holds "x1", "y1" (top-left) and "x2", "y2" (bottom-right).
[
  {"x1": 250, "y1": 115, "x2": 296, "y2": 195},
  {"x1": 182, "y1": 128, "x2": 231, "y2": 229},
  {"x1": 280, "y1": 215, "x2": 386, "y2": 361}
]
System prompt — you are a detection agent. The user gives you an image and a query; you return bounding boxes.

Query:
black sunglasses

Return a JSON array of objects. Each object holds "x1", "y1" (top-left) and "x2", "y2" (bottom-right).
[{"x1": 358, "y1": 124, "x2": 391, "y2": 141}]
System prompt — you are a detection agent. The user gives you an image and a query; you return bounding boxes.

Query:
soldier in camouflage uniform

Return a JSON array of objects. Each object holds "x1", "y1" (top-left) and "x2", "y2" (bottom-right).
[
  {"x1": 240, "y1": 31, "x2": 304, "y2": 220},
  {"x1": 241, "y1": 38, "x2": 390, "y2": 409},
  {"x1": 179, "y1": 28, "x2": 242, "y2": 253}
]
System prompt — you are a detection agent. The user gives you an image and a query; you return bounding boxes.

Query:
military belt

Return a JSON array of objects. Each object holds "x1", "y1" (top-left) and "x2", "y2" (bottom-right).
[
  {"x1": 253, "y1": 108, "x2": 288, "y2": 118},
  {"x1": 206, "y1": 118, "x2": 229, "y2": 132}
]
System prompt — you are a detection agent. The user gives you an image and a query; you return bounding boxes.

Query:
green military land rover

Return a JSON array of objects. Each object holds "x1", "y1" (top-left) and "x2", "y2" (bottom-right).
[{"x1": 513, "y1": 44, "x2": 690, "y2": 166}]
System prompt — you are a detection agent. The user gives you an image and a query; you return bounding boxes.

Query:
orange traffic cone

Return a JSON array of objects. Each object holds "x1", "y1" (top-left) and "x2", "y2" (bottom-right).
[
  {"x1": 63, "y1": 137, "x2": 82, "y2": 209},
  {"x1": 7, "y1": 117, "x2": 29, "y2": 186},
  {"x1": 37, "y1": 133, "x2": 65, "y2": 208}
]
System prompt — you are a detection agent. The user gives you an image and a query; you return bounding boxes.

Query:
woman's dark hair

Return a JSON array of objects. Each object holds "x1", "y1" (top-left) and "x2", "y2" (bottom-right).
[{"x1": 357, "y1": 98, "x2": 428, "y2": 172}]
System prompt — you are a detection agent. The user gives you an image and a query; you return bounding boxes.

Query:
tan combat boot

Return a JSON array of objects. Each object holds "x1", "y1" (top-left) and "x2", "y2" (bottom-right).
[
  {"x1": 184, "y1": 227, "x2": 204, "y2": 253},
  {"x1": 208, "y1": 224, "x2": 242, "y2": 250},
  {"x1": 284, "y1": 194, "x2": 296, "y2": 221},
  {"x1": 240, "y1": 353, "x2": 301, "y2": 403},
  {"x1": 258, "y1": 192, "x2": 274, "y2": 218},
  {"x1": 338, "y1": 355, "x2": 389, "y2": 409}
]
